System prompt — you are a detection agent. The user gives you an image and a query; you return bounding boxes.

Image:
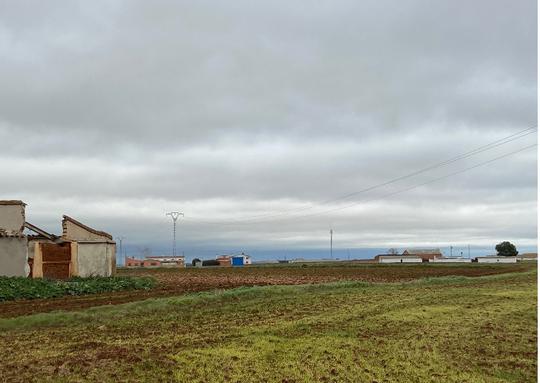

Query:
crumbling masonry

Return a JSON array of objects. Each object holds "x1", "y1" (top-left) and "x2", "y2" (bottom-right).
[{"x1": 0, "y1": 200, "x2": 115, "y2": 278}]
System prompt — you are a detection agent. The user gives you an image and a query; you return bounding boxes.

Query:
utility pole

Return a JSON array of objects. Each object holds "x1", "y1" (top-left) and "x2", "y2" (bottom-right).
[
  {"x1": 468, "y1": 244, "x2": 471, "y2": 259},
  {"x1": 450, "y1": 246, "x2": 453, "y2": 257},
  {"x1": 166, "y1": 212, "x2": 184, "y2": 257},
  {"x1": 116, "y1": 236, "x2": 125, "y2": 266},
  {"x1": 330, "y1": 229, "x2": 333, "y2": 259}
]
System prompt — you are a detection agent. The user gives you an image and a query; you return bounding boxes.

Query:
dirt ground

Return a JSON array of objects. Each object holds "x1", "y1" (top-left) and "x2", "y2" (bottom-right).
[{"x1": 0, "y1": 262, "x2": 534, "y2": 318}]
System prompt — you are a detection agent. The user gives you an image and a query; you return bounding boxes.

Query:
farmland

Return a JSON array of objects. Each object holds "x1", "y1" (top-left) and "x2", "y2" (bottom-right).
[
  {"x1": 0, "y1": 264, "x2": 536, "y2": 382},
  {"x1": 0, "y1": 262, "x2": 534, "y2": 317}
]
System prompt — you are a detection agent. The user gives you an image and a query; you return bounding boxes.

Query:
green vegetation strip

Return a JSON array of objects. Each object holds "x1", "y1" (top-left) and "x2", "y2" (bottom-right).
[
  {"x1": 0, "y1": 271, "x2": 536, "y2": 383},
  {"x1": 0, "y1": 276, "x2": 156, "y2": 301}
]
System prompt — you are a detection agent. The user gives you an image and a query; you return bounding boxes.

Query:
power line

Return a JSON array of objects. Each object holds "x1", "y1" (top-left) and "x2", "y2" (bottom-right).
[
  {"x1": 316, "y1": 128, "x2": 536, "y2": 205},
  {"x1": 185, "y1": 127, "x2": 536, "y2": 225},
  {"x1": 186, "y1": 127, "x2": 536, "y2": 224},
  {"x1": 283, "y1": 143, "x2": 537, "y2": 221},
  {"x1": 187, "y1": 143, "x2": 536, "y2": 225}
]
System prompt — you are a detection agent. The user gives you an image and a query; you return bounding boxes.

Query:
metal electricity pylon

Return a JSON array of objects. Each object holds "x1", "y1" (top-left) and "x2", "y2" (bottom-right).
[
  {"x1": 116, "y1": 236, "x2": 126, "y2": 265},
  {"x1": 330, "y1": 229, "x2": 333, "y2": 259},
  {"x1": 166, "y1": 212, "x2": 184, "y2": 257}
]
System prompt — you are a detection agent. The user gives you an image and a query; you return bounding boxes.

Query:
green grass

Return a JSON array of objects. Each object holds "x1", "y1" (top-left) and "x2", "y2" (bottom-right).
[
  {"x1": 0, "y1": 271, "x2": 536, "y2": 382},
  {"x1": 0, "y1": 276, "x2": 156, "y2": 301}
]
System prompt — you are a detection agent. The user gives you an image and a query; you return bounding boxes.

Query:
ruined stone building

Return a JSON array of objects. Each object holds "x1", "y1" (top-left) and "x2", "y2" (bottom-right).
[
  {"x1": 0, "y1": 201, "x2": 28, "y2": 276},
  {"x1": 0, "y1": 200, "x2": 116, "y2": 278}
]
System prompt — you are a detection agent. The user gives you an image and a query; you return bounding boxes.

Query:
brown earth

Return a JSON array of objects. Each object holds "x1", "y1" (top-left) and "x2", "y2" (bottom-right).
[{"x1": 0, "y1": 262, "x2": 534, "y2": 318}]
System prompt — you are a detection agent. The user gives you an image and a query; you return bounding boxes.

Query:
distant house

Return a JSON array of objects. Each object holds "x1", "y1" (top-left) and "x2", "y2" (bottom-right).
[
  {"x1": 377, "y1": 255, "x2": 422, "y2": 264},
  {"x1": 125, "y1": 257, "x2": 143, "y2": 267},
  {"x1": 475, "y1": 256, "x2": 517, "y2": 263},
  {"x1": 231, "y1": 253, "x2": 252, "y2": 267},
  {"x1": 146, "y1": 256, "x2": 185, "y2": 267},
  {"x1": 125, "y1": 256, "x2": 185, "y2": 268},
  {"x1": 216, "y1": 255, "x2": 232, "y2": 266},
  {"x1": 402, "y1": 248, "x2": 442, "y2": 262},
  {"x1": 374, "y1": 254, "x2": 394, "y2": 262}
]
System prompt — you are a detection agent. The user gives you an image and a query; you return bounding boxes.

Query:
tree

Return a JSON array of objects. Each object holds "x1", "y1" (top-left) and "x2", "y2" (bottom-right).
[{"x1": 495, "y1": 241, "x2": 518, "y2": 257}]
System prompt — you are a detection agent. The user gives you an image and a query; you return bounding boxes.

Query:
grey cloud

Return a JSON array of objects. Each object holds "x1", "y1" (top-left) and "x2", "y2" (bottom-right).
[{"x1": 0, "y1": 0, "x2": 536, "y2": 253}]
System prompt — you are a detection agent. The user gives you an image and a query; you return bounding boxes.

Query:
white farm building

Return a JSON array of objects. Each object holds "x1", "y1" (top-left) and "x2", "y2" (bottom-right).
[
  {"x1": 430, "y1": 257, "x2": 472, "y2": 263},
  {"x1": 475, "y1": 256, "x2": 517, "y2": 263},
  {"x1": 377, "y1": 255, "x2": 422, "y2": 264}
]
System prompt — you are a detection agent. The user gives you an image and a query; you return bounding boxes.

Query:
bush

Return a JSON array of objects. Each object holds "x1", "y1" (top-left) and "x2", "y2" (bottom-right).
[{"x1": 0, "y1": 276, "x2": 156, "y2": 302}]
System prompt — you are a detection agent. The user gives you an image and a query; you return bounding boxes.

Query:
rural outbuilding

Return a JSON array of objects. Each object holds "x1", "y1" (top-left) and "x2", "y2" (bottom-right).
[
  {"x1": 0, "y1": 200, "x2": 116, "y2": 278},
  {"x1": 146, "y1": 256, "x2": 185, "y2": 267},
  {"x1": 125, "y1": 256, "x2": 185, "y2": 268},
  {"x1": 430, "y1": 257, "x2": 472, "y2": 263},
  {"x1": 60, "y1": 215, "x2": 116, "y2": 277},
  {"x1": 231, "y1": 253, "x2": 252, "y2": 266},
  {"x1": 475, "y1": 256, "x2": 517, "y2": 263},
  {"x1": 377, "y1": 255, "x2": 423, "y2": 263},
  {"x1": 216, "y1": 255, "x2": 232, "y2": 266},
  {"x1": 126, "y1": 257, "x2": 145, "y2": 267},
  {"x1": 516, "y1": 253, "x2": 537, "y2": 261},
  {"x1": 402, "y1": 248, "x2": 442, "y2": 262},
  {"x1": 0, "y1": 201, "x2": 28, "y2": 277}
]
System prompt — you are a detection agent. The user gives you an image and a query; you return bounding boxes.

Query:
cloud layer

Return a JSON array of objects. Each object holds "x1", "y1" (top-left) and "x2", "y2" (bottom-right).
[{"x1": 0, "y1": 0, "x2": 536, "y2": 256}]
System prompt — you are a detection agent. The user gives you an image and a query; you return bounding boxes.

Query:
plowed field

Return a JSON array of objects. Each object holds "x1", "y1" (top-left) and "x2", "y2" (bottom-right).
[{"x1": 0, "y1": 262, "x2": 533, "y2": 318}]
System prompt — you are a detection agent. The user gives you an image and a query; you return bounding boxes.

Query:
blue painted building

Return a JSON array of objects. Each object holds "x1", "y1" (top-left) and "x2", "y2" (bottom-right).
[
  {"x1": 231, "y1": 256, "x2": 244, "y2": 266},
  {"x1": 231, "y1": 253, "x2": 252, "y2": 267}
]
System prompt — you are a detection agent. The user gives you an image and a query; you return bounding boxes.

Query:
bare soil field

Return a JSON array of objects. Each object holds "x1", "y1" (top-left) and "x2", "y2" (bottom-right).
[{"x1": 0, "y1": 262, "x2": 534, "y2": 318}]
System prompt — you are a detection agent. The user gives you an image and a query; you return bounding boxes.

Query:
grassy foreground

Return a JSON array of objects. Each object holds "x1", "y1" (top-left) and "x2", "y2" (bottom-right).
[
  {"x1": 0, "y1": 276, "x2": 156, "y2": 301},
  {"x1": 0, "y1": 270, "x2": 536, "y2": 382}
]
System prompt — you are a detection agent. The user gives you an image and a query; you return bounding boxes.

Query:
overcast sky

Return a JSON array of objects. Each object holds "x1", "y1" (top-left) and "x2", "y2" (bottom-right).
[{"x1": 0, "y1": 0, "x2": 537, "y2": 257}]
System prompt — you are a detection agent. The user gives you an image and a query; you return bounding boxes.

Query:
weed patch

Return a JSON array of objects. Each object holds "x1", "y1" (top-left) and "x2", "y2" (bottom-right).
[{"x1": 0, "y1": 276, "x2": 156, "y2": 302}]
